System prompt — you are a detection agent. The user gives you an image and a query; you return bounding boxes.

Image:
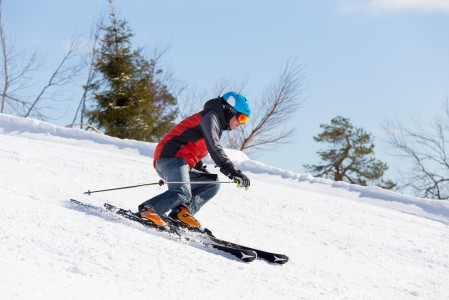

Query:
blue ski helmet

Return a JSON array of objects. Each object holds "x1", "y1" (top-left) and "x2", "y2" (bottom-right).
[{"x1": 222, "y1": 91, "x2": 251, "y2": 117}]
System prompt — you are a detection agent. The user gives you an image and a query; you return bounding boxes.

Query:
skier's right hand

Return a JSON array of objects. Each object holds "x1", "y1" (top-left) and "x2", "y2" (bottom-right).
[{"x1": 194, "y1": 161, "x2": 209, "y2": 173}]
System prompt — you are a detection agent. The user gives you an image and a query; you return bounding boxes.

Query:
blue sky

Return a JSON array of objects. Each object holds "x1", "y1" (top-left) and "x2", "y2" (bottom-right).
[{"x1": 3, "y1": 0, "x2": 449, "y2": 183}]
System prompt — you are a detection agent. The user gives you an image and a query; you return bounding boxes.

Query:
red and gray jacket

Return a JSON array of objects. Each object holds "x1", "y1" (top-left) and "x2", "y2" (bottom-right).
[{"x1": 154, "y1": 97, "x2": 234, "y2": 171}]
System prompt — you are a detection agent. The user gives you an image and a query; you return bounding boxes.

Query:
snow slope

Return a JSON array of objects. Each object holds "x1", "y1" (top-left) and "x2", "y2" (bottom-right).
[{"x1": 1, "y1": 113, "x2": 449, "y2": 300}]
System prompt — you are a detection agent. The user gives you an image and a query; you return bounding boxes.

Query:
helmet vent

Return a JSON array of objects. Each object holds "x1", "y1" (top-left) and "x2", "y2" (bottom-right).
[{"x1": 227, "y1": 95, "x2": 236, "y2": 107}]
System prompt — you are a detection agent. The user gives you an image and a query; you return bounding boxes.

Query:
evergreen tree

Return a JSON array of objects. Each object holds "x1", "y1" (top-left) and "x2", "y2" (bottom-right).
[
  {"x1": 85, "y1": 2, "x2": 177, "y2": 141},
  {"x1": 304, "y1": 116, "x2": 396, "y2": 189}
]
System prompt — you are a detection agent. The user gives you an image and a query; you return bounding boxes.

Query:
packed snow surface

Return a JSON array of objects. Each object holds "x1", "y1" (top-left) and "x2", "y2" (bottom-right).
[{"x1": 1, "y1": 114, "x2": 449, "y2": 299}]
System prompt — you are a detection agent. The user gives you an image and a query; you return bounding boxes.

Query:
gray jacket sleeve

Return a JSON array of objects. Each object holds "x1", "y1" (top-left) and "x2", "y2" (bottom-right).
[{"x1": 200, "y1": 110, "x2": 233, "y2": 169}]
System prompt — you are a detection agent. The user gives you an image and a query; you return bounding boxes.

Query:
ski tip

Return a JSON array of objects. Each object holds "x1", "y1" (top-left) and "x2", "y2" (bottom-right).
[
  {"x1": 69, "y1": 199, "x2": 89, "y2": 206},
  {"x1": 272, "y1": 254, "x2": 289, "y2": 264}
]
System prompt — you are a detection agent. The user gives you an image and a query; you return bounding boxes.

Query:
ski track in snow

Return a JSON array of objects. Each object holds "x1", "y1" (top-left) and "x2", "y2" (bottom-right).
[{"x1": 1, "y1": 114, "x2": 449, "y2": 300}]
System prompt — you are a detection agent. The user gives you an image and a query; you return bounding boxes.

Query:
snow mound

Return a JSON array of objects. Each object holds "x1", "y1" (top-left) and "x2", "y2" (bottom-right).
[{"x1": 1, "y1": 113, "x2": 448, "y2": 299}]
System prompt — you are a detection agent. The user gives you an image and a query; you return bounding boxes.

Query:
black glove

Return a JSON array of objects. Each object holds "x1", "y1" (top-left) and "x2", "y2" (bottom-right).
[
  {"x1": 232, "y1": 170, "x2": 250, "y2": 190},
  {"x1": 220, "y1": 164, "x2": 250, "y2": 190},
  {"x1": 193, "y1": 161, "x2": 218, "y2": 181},
  {"x1": 194, "y1": 161, "x2": 209, "y2": 173}
]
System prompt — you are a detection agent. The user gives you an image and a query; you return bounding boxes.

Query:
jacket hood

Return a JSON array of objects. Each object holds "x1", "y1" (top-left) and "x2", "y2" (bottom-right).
[{"x1": 203, "y1": 97, "x2": 229, "y2": 129}]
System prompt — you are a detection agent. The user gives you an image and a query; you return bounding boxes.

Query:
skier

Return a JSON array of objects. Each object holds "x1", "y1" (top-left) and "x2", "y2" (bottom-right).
[{"x1": 137, "y1": 91, "x2": 251, "y2": 228}]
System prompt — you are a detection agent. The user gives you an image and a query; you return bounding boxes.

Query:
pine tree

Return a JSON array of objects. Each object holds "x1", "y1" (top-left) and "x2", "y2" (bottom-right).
[
  {"x1": 85, "y1": 1, "x2": 177, "y2": 141},
  {"x1": 304, "y1": 116, "x2": 396, "y2": 189}
]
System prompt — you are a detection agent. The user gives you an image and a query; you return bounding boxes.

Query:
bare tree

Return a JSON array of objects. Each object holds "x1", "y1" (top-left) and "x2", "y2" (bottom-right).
[
  {"x1": 0, "y1": 0, "x2": 41, "y2": 115},
  {"x1": 0, "y1": 0, "x2": 7, "y2": 113},
  {"x1": 71, "y1": 18, "x2": 103, "y2": 128},
  {"x1": 213, "y1": 76, "x2": 248, "y2": 99},
  {"x1": 25, "y1": 40, "x2": 83, "y2": 118},
  {"x1": 384, "y1": 100, "x2": 449, "y2": 200},
  {"x1": 176, "y1": 61, "x2": 306, "y2": 154},
  {"x1": 228, "y1": 61, "x2": 306, "y2": 154},
  {"x1": 1, "y1": 0, "x2": 83, "y2": 119},
  {"x1": 176, "y1": 75, "x2": 248, "y2": 120}
]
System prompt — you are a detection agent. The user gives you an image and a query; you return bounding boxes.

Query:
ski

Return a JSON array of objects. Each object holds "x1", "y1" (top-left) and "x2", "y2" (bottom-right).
[
  {"x1": 207, "y1": 236, "x2": 289, "y2": 264},
  {"x1": 102, "y1": 202, "x2": 257, "y2": 263},
  {"x1": 103, "y1": 202, "x2": 175, "y2": 233},
  {"x1": 69, "y1": 199, "x2": 256, "y2": 263},
  {"x1": 164, "y1": 217, "x2": 289, "y2": 264},
  {"x1": 70, "y1": 198, "x2": 101, "y2": 211}
]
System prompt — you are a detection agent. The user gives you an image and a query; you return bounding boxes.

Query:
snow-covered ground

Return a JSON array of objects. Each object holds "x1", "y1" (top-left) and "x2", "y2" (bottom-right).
[{"x1": 1, "y1": 113, "x2": 448, "y2": 300}]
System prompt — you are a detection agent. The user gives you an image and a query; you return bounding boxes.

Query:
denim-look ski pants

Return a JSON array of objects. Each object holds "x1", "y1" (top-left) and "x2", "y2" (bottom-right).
[{"x1": 139, "y1": 158, "x2": 220, "y2": 216}]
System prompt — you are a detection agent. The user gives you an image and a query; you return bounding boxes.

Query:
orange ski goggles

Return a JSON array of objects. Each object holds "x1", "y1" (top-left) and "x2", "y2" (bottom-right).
[{"x1": 237, "y1": 113, "x2": 249, "y2": 124}]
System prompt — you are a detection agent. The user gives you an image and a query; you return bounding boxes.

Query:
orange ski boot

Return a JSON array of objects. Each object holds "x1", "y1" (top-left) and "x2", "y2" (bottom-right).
[
  {"x1": 168, "y1": 205, "x2": 201, "y2": 228},
  {"x1": 138, "y1": 206, "x2": 167, "y2": 227}
]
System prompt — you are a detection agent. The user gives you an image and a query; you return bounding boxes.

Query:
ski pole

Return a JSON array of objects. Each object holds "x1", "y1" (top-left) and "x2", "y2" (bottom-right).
[{"x1": 84, "y1": 179, "x2": 235, "y2": 195}]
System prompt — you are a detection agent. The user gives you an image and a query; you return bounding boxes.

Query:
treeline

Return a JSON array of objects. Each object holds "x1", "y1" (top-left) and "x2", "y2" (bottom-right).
[{"x1": 1, "y1": 0, "x2": 448, "y2": 199}]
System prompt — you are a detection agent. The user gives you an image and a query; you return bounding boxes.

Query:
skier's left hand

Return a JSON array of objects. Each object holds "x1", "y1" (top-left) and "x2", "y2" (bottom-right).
[{"x1": 232, "y1": 170, "x2": 250, "y2": 191}]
